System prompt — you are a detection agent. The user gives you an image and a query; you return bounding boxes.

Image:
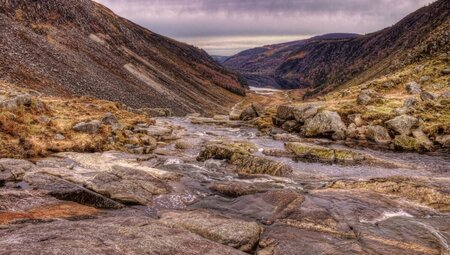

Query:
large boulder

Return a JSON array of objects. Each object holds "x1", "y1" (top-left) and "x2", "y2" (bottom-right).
[
  {"x1": 385, "y1": 115, "x2": 418, "y2": 135},
  {"x1": 87, "y1": 165, "x2": 170, "y2": 205},
  {"x1": 276, "y1": 105, "x2": 297, "y2": 120},
  {"x1": 23, "y1": 171, "x2": 124, "y2": 209},
  {"x1": 365, "y1": 125, "x2": 392, "y2": 144},
  {"x1": 159, "y1": 210, "x2": 262, "y2": 252},
  {"x1": 302, "y1": 111, "x2": 347, "y2": 140},
  {"x1": 292, "y1": 104, "x2": 319, "y2": 123},
  {"x1": 0, "y1": 216, "x2": 245, "y2": 255}
]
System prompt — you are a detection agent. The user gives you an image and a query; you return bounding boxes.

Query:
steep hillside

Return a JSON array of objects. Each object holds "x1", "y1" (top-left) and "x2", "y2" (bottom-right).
[
  {"x1": 0, "y1": 0, "x2": 245, "y2": 116},
  {"x1": 225, "y1": 0, "x2": 450, "y2": 92},
  {"x1": 224, "y1": 34, "x2": 360, "y2": 88}
]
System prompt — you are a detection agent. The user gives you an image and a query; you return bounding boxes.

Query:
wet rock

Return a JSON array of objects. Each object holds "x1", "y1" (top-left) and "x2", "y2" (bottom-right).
[
  {"x1": 272, "y1": 133, "x2": 303, "y2": 142},
  {"x1": 403, "y1": 97, "x2": 418, "y2": 108},
  {"x1": 302, "y1": 111, "x2": 347, "y2": 140},
  {"x1": 330, "y1": 177, "x2": 450, "y2": 212},
  {"x1": 0, "y1": 217, "x2": 245, "y2": 255},
  {"x1": 0, "y1": 186, "x2": 102, "y2": 224},
  {"x1": 73, "y1": 120, "x2": 101, "y2": 134},
  {"x1": 385, "y1": 115, "x2": 418, "y2": 135},
  {"x1": 160, "y1": 210, "x2": 262, "y2": 252},
  {"x1": 23, "y1": 171, "x2": 124, "y2": 209},
  {"x1": 420, "y1": 91, "x2": 437, "y2": 102},
  {"x1": 54, "y1": 152, "x2": 179, "y2": 181},
  {"x1": 101, "y1": 112, "x2": 118, "y2": 125},
  {"x1": 365, "y1": 125, "x2": 391, "y2": 144},
  {"x1": 233, "y1": 155, "x2": 293, "y2": 177},
  {"x1": 175, "y1": 139, "x2": 193, "y2": 150},
  {"x1": 87, "y1": 165, "x2": 170, "y2": 205},
  {"x1": 262, "y1": 148, "x2": 295, "y2": 158},
  {"x1": 144, "y1": 126, "x2": 172, "y2": 137},
  {"x1": 197, "y1": 140, "x2": 256, "y2": 162},
  {"x1": 357, "y1": 89, "x2": 379, "y2": 105},
  {"x1": 258, "y1": 224, "x2": 363, "y2": 255},
  {"x1": 292, "y1": 104, "x2": 319, "y2": 123},
  {"x1": 285, "y1": 142, "x2": 335, "y2": 163},
  {"x1": 213, "y1": 115, "x2": 229, "y2": 121},
  {"x1": 436, "y1": 135, "x2": 450, "y2": 148},
  {"x1": 0, "y1": 158, "x2": 35, "y2": 182},
  {"x1": 285, "y1": 142, "x2": 367, "y2": 165},
  {"x1": 406, "y1": 81, "x2": 421, "y2": 94},
  {"x1": 209, "y1": 182, "x2": 260, "y2": 197}
]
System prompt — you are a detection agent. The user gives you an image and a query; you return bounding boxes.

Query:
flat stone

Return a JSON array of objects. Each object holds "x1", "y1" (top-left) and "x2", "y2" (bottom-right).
[
  {"x1": 160, "y1": 210, "x2": 262, "y2": 252},
  {"x1": 0, "y1": 217, "x2": 245, "y2": 255},
  {"x1": 302, "y1": 111, "x2": 347, "y2": 140}
]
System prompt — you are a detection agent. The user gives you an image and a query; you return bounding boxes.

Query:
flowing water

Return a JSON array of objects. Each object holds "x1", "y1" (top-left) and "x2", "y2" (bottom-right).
[{"x1": 143, "y1": 87, "x2": 450, "y2": 254}]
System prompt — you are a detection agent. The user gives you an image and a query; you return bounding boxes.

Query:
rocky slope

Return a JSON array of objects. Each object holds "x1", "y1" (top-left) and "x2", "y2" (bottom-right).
[
  {"x1": 224, "y1": 34, "x2": 359, "y2": 88},
  {"x1": 0, "y1": 0, "x2": 245, "y2": 116},
  {"x1": 225, "y1": 0, "x2": 450, "y2": 93}
]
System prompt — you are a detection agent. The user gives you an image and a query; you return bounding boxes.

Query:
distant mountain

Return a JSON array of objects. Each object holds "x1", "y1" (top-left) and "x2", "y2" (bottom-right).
[
  {"x1": 0, "y1": 0, "x2": 245, "y2": 115},
  {"x1": 225, "y1": 0, "x2": 450, "y2": 94},
  {"x1": 224, "y1": 33, "x2": 360, "y2": 88},
  {"x1": 210, "y1": 55, "x2": 230, "y2": 64}
]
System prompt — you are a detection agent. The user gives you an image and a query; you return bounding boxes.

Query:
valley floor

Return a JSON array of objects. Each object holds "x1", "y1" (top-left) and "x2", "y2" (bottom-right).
[{"x1": 1, "y1": 89, "x2": 449, "y2": 255}]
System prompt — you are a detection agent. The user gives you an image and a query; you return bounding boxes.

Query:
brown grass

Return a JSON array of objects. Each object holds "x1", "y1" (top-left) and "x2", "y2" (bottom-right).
[{"x1": 0, "y1": 81, "x2": 154, "y2": 158}]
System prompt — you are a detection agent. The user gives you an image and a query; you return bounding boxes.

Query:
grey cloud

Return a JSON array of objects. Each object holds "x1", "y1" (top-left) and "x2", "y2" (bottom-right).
[{"x1": 94, "y1": 0, "x2": 434, "y2": 55}]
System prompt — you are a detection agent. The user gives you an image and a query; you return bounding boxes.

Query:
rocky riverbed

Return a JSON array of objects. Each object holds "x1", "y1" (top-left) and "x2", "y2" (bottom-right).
[{"x1": 1, "y1": 110, "x2": 449, "y2": 254}]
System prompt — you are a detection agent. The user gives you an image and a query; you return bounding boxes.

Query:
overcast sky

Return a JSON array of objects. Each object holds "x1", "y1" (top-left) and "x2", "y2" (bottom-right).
[{"x1": 94, "y1": 0, "x2": 433, "y2": 56}]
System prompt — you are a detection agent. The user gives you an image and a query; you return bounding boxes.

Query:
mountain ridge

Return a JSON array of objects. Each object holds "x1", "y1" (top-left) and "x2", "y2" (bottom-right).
[
  {"x1": 0, "y1": 0, "x2": 245, "y2": 116},
  {"x1": 224, "y1": 0, "x2": 450, "y2": 93}
]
